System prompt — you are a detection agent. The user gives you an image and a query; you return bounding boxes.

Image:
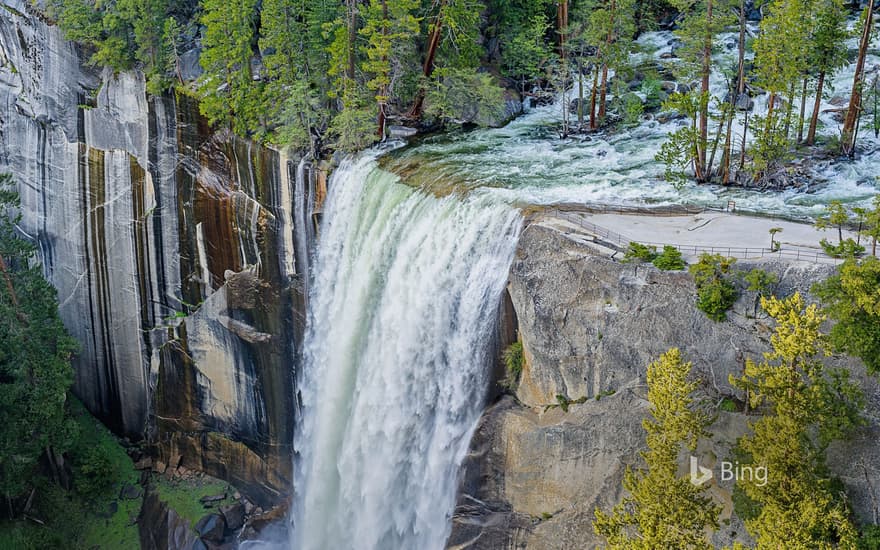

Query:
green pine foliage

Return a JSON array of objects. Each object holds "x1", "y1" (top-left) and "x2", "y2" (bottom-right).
[
  {"x1": 652, "y1": 245, "x2": 687, "y2": 271},
  {"x1": 813, "y1": 257, "x2": 880, "y2": 375},
  {"x1": 689, "y1": 253, "x2": 738, "y2": 321},
  {"x1": 198, "y1": 0, "x2": 262, "y2": 137},
  {"x1": 730, "y1": 293, "x2": 863, "y2": 548},
  {"x1": 424, "y1": 68, "x2": 507, "y2": 126},
  {"x1": 594, "y1": 348, "x2": 719, "y2": 549},
  {"x1": 622, "y1": 242, "x2": 659, "y2": 263},
  {"x1": 0, "y1": 174, "x2": 78, "y2": 499}
]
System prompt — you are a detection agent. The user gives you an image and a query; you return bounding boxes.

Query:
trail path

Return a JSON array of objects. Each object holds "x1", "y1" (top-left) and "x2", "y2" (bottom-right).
[{"x1": 538, "y1": 208, "x2": 865, "y2": 264}]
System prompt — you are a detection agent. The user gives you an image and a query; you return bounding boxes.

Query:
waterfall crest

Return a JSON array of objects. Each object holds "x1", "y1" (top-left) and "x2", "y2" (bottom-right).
[{"x1": 291, "y1": 155, "x2": 521, "y2": 550}]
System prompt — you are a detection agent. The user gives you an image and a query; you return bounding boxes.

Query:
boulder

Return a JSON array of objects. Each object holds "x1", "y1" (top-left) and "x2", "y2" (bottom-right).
[
  {"x1": 120, "y1": 484, "x2": 143, "y2": 500},
  {"x1": 220, "y1": 502, "x2": 246, "y2": 531},
  {"x1": 199, "y1": 493, "x2": 227, "y2": 505},
  {"x1": 736, "y1": 92, "x2": 754, "y2": 111},
  {"x1": 387, "y1": 125, "x2": 418, "y2": 139},
  {"x1": 195, "y1": 513, "x2": 227, "y2": 543}
]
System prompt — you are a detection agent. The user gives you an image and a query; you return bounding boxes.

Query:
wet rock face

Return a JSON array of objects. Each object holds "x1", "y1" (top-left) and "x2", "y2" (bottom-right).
[
  {"x1": 0, "y1": 2, "x2": 310, "y2": 506},
  {"x1": 450, "y1": 223, "x2": 880, "y2": 549}
]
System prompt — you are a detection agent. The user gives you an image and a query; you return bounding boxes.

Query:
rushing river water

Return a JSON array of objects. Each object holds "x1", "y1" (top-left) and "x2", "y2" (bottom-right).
[
  {"x1": 280, "y1": 25, "x2": 880, "y2": 549},
  {"x1": 382, "y1": 28, "x2": 880, "y2": 220},
  {"x1": 290, "y1": 156, "x2": 521, "y2": 550}
]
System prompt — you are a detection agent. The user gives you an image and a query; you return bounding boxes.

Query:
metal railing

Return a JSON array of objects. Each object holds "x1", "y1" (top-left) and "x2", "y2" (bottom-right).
[
  {"x1": 548, "y1": 209, "x2": 842, "y2": 265},
  {"x1": 547, "y1": 200, "x2": 817, "y2": 225}
]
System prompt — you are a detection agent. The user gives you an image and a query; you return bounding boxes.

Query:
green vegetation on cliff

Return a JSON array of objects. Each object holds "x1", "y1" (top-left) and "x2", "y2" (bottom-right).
[
  {"x1": 0, "y1": 173, "x2": 77, "y2": 499},
  {"x1": 730, "y1": 293, "x2": 863, "y2": 548},
  {"x1": 0, "y1": 174, "x2": 141, "y2": 548},
  {"x1": 594, "y1": 348, "x2": 719, "y2": 548},
  {"x1": 813, "y1": 256, "x2": 880, "y2": 375}
]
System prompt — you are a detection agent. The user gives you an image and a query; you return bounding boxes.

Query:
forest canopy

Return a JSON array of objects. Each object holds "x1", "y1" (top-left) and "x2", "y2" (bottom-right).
[{"x1": 44, "y1": 0, "x2": 879, "y2": 185}]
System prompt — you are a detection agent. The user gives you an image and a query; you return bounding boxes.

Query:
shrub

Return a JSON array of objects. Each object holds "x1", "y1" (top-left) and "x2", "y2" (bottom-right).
[
  {"x1": 623, "y1": 242, "x2": 658, "y2": 263},
  {"x1": 621, "y1": 93, "x2": 645, "y2": 126},
  {"x1": 744, "y1": 268, "x2": 779, "y2": 316},
  {"x1": 73, "y1": 446, "x2": 116, "y2": 497},
  {"x1": 720, "y1": 398, "x2": 738, "y2": 412},
  {"x1": 860, "y1": 525, "x2": 880, "y2": 550},
  {"x1": 690, "y1": 253, "x2": 739, "y2": 321},
  {"x1": 652, "y1": 245, "x2": 687, "y2": 271},
  {"x1": 424, "y1": 68, "x2": 506, "y2": 127},
  {"x1": 502, "y1": 341, "x2": 524, "y2": 391},
  {"x1": 820, "y1": 238, "x2": 865, "y2": 259}
]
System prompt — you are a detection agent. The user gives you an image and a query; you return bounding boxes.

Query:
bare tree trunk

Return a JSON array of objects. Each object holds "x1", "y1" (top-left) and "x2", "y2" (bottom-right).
[
  {"x1": 589, "y1": 63, "x2": 600, "y2": 130},
  {"x1": 557, "y1": 1, "x2": 568, "y2": 55},
  {"x1": 737, "y1": 0, "x2": 746, "y2": 96},
  {"x1": 408, "y1": 0, "x2": 448, "y2": 119},
  {"x1": 377, "y1": 0, "x2": 389, "y2": 138},
  {"x1": 578, "y1": 60, "x2": 585, "y2": 127},
  {"x1": 797, "y1": 77, "x2": 808, "y2": 143},
  {"x1": 721, "y1": 108, "x2": 734, "y2": 184},
  {"x1": 707, "y1": 107, "x2": 727, "y2": 179},
  {"x1": 692, "y1": 112, "x2": 704, "y2": 181},
  {"x1": 766, "y1": 92, "x2": 777, "y2": 134},
  {"x1": 842, "y1": 0, "x2": 875, "y2": 156},
  {"x1": 739, "y1": 111, "x2": 750, "y2": 174},
  {"x1": 807, "y1": 71, "x2": 826, "y2": 145},
  {"x1": 698, "y1": 0, "x2": 714, "y2": 179},
  {"x1": 783, "y1": 82, "x2": 796, "y2": 140},
  {"x1": 728, "y1": 0, "x2": 747, "y2": 182},
  {"x1": 598, "y1": 0, "x2": 616, "y2": 122}
]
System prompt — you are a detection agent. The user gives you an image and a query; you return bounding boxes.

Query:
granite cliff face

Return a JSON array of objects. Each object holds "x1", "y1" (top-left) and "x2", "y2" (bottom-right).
[
  {"x1": 0, "y1": 1, "x2": 314, "y2": 506},
  {"x1": 449, "y1": 221, "x2": 880, "y2": 549}
]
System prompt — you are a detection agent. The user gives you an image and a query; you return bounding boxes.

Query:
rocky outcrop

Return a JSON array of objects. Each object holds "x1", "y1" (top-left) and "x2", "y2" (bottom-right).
[
  {"x1": 140, "y1": 489, "x2": 203, "y2": 550},
  {"x1": 0, "y1": 1, "x2": 314, "y2": 506},
  {"x1": 449, "y1": 221, "x2": 880, "y2": 549}
]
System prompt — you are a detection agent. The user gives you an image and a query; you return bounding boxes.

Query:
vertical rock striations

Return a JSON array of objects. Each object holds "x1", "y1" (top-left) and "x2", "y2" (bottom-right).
[{"x1": 0, "y1": 1, "x2": 314, "y2": 506}]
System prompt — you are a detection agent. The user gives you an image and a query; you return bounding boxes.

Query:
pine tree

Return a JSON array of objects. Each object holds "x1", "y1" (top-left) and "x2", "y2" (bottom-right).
[
  {"x1": 572, "y1": 0, "x2": 636, "y2": 129},
  {"x1": 666, "y1": 0, "x2": 732, "y2": 181},
  {"x1": 805, "y1": 0, "x2": 849, "y2": 145},
  {"x1": 751, "y1": 0, "x2": 812, "y2": 179},
  {"x1": 863, "y1": 196, "x2": 880, "y2": 257},
  {"x1": 813, "y1": 255, "x2": 880, "y2": 375},
  {"x1": 361, "y1": 0, "x2": 420, "y2": 136},
  {"x1": 259, "y1": 0, "x2": 333, "y2": 151},
  {"x1": 815, "y1": 200, "x2": 851, "y2": 245},
  {"x1": 730, "y1": 293, "x2": 863, "y2": 548},
  {"x1": 407, "y1": 0, "x2": 485, "y2": 119},
  {"x1": 0, "y1": 174, "x2": 78, "y2": 501},
  {"x1": 594, "y1": 348, "x2": 719, "y2": 549},
  {"x1": 841, "y1": 0, "x2": 876, "y2": 156},
  {"x1": 198, "y1": 0, "x2": 262, "y2": 136}
]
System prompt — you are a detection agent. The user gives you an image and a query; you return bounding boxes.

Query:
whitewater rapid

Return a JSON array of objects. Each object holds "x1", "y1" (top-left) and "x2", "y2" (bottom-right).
[{"x1": 290, "y1": 155, "x2": 521, "y2": 550}]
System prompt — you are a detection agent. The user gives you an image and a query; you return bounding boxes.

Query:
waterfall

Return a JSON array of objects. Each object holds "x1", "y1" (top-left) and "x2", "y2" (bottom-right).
[
  {"x1": 291, "y1": 155, "x2": 521, "y2": 550},
  {"x1": 293, "y1": 158, "x2": 315, "y2": 292}
]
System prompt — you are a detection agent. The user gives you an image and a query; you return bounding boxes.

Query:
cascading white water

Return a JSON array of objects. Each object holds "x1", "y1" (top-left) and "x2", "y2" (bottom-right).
[
  {"x1": 291, "y1": 154, "x2": 521, "y2": 550},
  {"x1": 293, "y1": 158, "x2": 316, "y2": 289}
]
